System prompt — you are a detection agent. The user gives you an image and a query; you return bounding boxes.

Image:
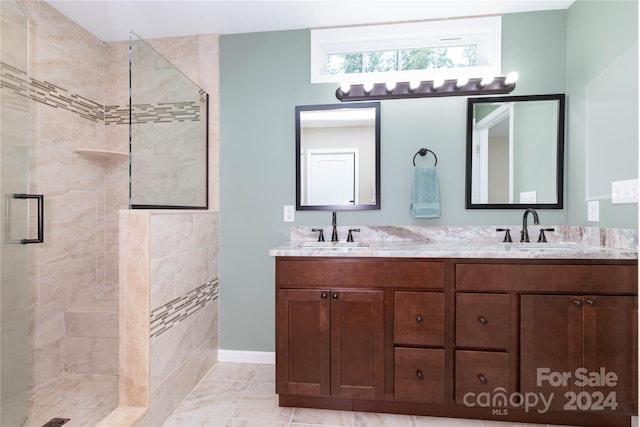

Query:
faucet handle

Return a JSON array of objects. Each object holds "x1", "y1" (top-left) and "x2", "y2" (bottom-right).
[
  {"x1": 311, "y1": 228, "x2": 325, "y2": 242},
  {"x1": 496, "y1": 228, "x2": 512, "y2": 243},
  {"x1": 537, "y1": 228, "x2": 555, "y2": 243},
  {"x1": 346, "y1": 228, "x2": 361, "y2": 242}
]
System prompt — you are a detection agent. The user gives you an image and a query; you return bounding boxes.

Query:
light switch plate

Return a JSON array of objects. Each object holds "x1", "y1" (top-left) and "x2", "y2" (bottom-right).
[
  {"x1": 611, "y1": 179, "x2": 638, "y2": 204},
  {"x1": 284, "y1": 205, "x2": 295, "y2": 222},
  {"x1": 587, "y1": 200, "x2": 599, "y2": 222}
]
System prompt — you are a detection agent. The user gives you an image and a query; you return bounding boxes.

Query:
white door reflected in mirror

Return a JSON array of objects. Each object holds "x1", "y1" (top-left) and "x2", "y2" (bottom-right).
[{"x1": 307, "y1": 149, "x2": 358, "y2": 205}]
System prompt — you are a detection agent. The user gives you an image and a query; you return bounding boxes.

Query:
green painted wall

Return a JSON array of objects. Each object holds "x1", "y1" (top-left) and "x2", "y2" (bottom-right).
[
  {"x1": 219, "y1": 5, "x2": 637, "y2": 352},
  {"x1": 566, "y1": 0, "x2": 638, "y2": 227}
]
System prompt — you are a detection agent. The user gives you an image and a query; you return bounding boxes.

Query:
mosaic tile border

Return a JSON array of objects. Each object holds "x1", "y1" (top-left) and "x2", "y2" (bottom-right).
[
  {"x1": 150, "y1": 278, "x2": 219, "y2": 338},
  {"x1": 1, "y1": 61, "x2": 202, "y2": 126},
  {"x1": 108, "y1": 101, "x2": 202, "y2": 126}
]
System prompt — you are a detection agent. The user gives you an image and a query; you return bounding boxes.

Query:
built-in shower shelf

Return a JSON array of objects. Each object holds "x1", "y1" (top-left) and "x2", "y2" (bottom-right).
[{"x1": 75, "y1": 148, "x2": 128, "y2": 158}]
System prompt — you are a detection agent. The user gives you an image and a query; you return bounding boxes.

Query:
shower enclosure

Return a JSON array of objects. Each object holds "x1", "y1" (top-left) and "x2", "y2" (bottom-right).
[
  {"x1": 0, "y1": 0, "x2": 30, "y2": 425},
  {"x1": 129, "y1": 32, "x2": 209, "y2": 209}
]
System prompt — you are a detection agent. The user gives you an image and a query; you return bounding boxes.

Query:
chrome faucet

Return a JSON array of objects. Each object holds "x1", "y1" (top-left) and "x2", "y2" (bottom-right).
[
  {"x1": 331, "y1": 211, "x2": 339, "y2": 242},
  {"x1": 521, "y1": 208, "x2": 540, "y2": 242}
]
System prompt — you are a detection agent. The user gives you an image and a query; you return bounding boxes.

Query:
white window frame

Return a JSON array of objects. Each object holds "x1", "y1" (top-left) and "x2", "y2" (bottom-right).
[{"x1": 310, "y1": 16, "x2": 502, "y2": 84}]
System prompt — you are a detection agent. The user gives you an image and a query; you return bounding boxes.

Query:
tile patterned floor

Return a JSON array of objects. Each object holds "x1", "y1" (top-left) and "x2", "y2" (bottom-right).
[
  {"x1": 24, "y1": 373, "x2": 118, "y2": 427},
  {"x1": 162, "y1": 362, "x2": 574, "y2": 427}
]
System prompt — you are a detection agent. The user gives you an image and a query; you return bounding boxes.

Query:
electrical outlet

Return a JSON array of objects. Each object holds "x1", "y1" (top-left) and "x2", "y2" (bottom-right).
[
  {"x1": 587, "y1": 200, "x2": 599, "y2": 222},
  {"x1": 283, "y1": 205, "x2": 295, "y2": 222}
]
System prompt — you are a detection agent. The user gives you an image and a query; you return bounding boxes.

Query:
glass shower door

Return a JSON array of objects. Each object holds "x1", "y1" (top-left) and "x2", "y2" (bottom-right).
[{"x1": 1, "y1": 0, "x2": 30, "y2": 425}]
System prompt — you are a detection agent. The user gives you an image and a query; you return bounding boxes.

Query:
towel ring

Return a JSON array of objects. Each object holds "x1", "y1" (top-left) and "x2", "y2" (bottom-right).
[{"x1": 413, "y1": 148, "x2": 438, "y2": 167}]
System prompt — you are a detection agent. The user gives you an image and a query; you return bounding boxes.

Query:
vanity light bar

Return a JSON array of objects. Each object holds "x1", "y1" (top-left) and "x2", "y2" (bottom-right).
[{"x1": 335, "y1": 75, "x2": 517, "y2": 102}]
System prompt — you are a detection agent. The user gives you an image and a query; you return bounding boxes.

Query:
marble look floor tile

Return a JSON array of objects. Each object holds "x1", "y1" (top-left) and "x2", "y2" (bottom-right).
[
  {"x1": 174, "y1": 380, "x2": 249, "y2": 419},
  {"x1": 24, "y1": 373, "x2": 117, "y2": 427},
  {"x1": 163, "y1": 363, "x2": 597, "y2": 427},
  {"x1": 353, "y1": 411, "x2": 417, "y2": 427},
  {"x1": 251, "y1": 363, "x2": 276, "y2": 383},
  {"x1": 232, "y1": 381, "x2": 291, "y2": 422},
  {"x1": 414, "y1": 415, "x2": 484, "y2": 426},
  {"x1": 226, "y1": 420, "x2": 290, "y2": 427},
  {"x1": 161, "y1": 413, "x2": 217, "y2": 426},
  {"x1": 206, "y1": 362, "x2": 260, "y2": 382},
  {"x1": 290, "y1": 407, "x2": 353, "y2": 426}
]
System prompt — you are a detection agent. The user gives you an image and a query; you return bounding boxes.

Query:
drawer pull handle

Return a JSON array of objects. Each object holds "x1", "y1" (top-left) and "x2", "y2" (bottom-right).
[
  {"x1": 416, "y1": 370, "x2": 424, "y2": 380},
  {"x1": 321, "y1": 292, "x2": 328, "y2": 299},
  {"x1": 332, "y1": 293, "x2": 339, "y2": 300},
  {"x1": 478, "y1": 374, "x2": 488, "y2": 385},
  {"x1": 478, "y1": 316, "x2": 488, "y2": 326},
  {"x1": 573, "y1": 299, "x2": 583, "y2": 307},
  {"x1": 586, "y1": 298, "x2": 596, "y2": 306},
  {"x1": 416, "y1": 315, "x2": 424, "y2": 323}
]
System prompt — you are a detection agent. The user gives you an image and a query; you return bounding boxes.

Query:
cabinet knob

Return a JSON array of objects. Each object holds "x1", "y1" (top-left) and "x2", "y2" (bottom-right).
[
  {"x1": 573, "y1": 299, "x2": 584, "y2": 307},
  {"x1": 321, "y1": 292, "x2": 328, "y2": 299},
  {"x1": 416, "y1": 315, "x2": 424, "y2": 323},
  {"x1": 332, "y1": 293, "x2": 339, "y2": 300},
  {"x1": 586, "y1": 298, "x2": 596, "y2": 306},
  {"x1": 478, "y1": 316, "x2": 488, "y2": 326},
  {"x1": 416, "y1": 370, "x2": 424, "y2": 380},
  {"x1": 478, "y1": 374, "x2": 488, "y2": 385}
]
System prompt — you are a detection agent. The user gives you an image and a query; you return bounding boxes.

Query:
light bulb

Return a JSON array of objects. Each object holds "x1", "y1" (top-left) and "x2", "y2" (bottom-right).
[
  {"x1": 456, "y1": 76, "x2": 469, "y2": 89},
  {"x1": 385, "y1": 81, "x2": 396, "y2": 92},
  {"x1": 505, "y1": 72, "x2": 519, "y2": 85},
  {"x1": 339, "y1": 82, "x2": 351, "y2": 94},
  {"x1": 480, "y1": 76, "x2": 494, "y2": 87},
  {"x1": 409, "y1": 80, "x2": 421, "y2": 91},
  {"x1": 363, "y1": 82, "x2": 374, "y2": 93},
  {"x1": 432, "y1": 78, "x2": 444, "y2": 89}
]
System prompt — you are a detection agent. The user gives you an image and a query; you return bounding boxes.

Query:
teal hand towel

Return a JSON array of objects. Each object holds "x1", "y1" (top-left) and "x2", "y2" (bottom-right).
[{"x1": 411, "y1": 167, "x2": 441, "y2": 219}]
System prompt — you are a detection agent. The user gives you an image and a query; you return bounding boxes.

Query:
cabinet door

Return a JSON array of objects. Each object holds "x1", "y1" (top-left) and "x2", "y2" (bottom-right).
[
  {"x1": 276, "y1": 289, "x2": 330, "y2": 396},
  {"x1": 583, "y1": 295, "x2": 637, "y2": 414},
  {"x1": 521, "y1": 295, "x2": 584, "y2": 412},
  {"x1": 330, "y1": 290, "x2": 384, "y2": 400}
]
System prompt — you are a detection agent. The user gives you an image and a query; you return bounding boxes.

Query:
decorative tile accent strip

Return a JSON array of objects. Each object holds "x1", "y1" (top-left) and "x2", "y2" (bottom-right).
[
  {"x1": 0, "y1": 61, "x2": 29, "y2": 109},
  {"x1": 150, "y1": 278, "x2": 219, "y2": 338},
  {"x1": 127, "y1": 102, "x2": 201, "y2": 125},
  {"x1": 30, "y1": 78, "x2": 105, "y2": 123},
  {"x1": 2, "y1": 61, "x2": 202, "y2": 126}
]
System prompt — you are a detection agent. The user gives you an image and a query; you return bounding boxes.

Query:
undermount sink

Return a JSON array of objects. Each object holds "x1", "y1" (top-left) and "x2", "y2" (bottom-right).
[{"x1": 298, "y1": 241, "x2": 370, "y2": 248}]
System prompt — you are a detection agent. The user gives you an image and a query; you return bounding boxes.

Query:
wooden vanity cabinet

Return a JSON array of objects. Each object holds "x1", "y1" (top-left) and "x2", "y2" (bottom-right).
[{"x1": 276, "y1": 256, "x2": 637, "y2": 427}]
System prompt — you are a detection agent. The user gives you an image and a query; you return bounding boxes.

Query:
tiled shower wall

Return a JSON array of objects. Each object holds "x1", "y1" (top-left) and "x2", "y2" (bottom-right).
[
  {"x1": 18, "y1": 0, "x2": 220, "y2": 400},
  {"x1": 119, "y1": 211, "x2": 219, "y2": 426}
]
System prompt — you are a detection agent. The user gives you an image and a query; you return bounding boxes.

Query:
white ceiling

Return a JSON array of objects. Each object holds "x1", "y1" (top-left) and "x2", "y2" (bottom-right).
[{"x1": 44, "y1": 0, "x2": 575, "y2": 42}]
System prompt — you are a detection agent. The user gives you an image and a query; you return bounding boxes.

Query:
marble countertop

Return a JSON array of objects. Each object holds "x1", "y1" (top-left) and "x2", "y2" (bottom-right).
[{"x1": 269, "y1": 241, "x2": 638, "y2": 260}]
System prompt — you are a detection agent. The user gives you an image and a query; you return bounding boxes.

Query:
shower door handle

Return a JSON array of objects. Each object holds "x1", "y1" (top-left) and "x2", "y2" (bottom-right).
[{"x1": 12, "y1": 193, "x2": 44, "y2": 244}]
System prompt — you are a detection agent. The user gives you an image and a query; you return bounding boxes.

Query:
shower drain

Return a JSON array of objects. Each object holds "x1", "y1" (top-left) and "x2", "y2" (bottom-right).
[{"x1": 41, "y1": 418, "x2": 70, "y2": 427}]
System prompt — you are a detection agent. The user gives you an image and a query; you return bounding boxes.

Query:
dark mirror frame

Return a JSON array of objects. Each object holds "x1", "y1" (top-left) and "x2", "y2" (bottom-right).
[
  {"x1": 295, "y1": 102, "x2": 381, "y2": 211},
  {"x1": 465, "y1": 93, "x2": 565, "y2": 209}
]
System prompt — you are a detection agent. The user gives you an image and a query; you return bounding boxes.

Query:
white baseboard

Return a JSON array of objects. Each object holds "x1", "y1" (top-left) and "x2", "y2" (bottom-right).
[{"x1": 217, "y1": 349, "x2": 275, "y2": 364}]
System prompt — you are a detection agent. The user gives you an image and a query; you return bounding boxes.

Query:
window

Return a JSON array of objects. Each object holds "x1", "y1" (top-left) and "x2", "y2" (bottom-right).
[{"x1": 311, "y1": 16, "x2": 502, "y2": 84}]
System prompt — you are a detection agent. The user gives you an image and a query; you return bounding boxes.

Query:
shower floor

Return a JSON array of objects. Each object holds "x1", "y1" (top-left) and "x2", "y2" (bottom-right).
[{"x1": 24, "y1": 373, "x2": 117, "y2": 427}]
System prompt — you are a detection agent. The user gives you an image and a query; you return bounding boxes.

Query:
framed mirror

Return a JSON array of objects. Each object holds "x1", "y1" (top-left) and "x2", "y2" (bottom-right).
[
  {"x1": 296, "y1": 102, "x2": 380, "y2": 210},
  {"x1": 465, "y1": 94, "x2": 565, "y2": 209}
]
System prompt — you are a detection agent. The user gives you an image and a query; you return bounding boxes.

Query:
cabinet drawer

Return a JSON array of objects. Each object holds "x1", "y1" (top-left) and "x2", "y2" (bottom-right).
[
  {"x1": 456, "y1": 262, "x2": 638, "y2": 293},
  {"x1": 277, "y1": 259, "x2": 445, "y2": 288},
  {"x1": 394, "y1": 292, "x2": 444, "y2": 346},
  {"x1": 394, "y1": 347, "x2": 445, "y2": 403},
  {"x1": 456, "y1": 293, "x2": 510, "y2": 350},
  {"x1": 455, "y1": 351, "x2": 510, "y2": 404}
]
